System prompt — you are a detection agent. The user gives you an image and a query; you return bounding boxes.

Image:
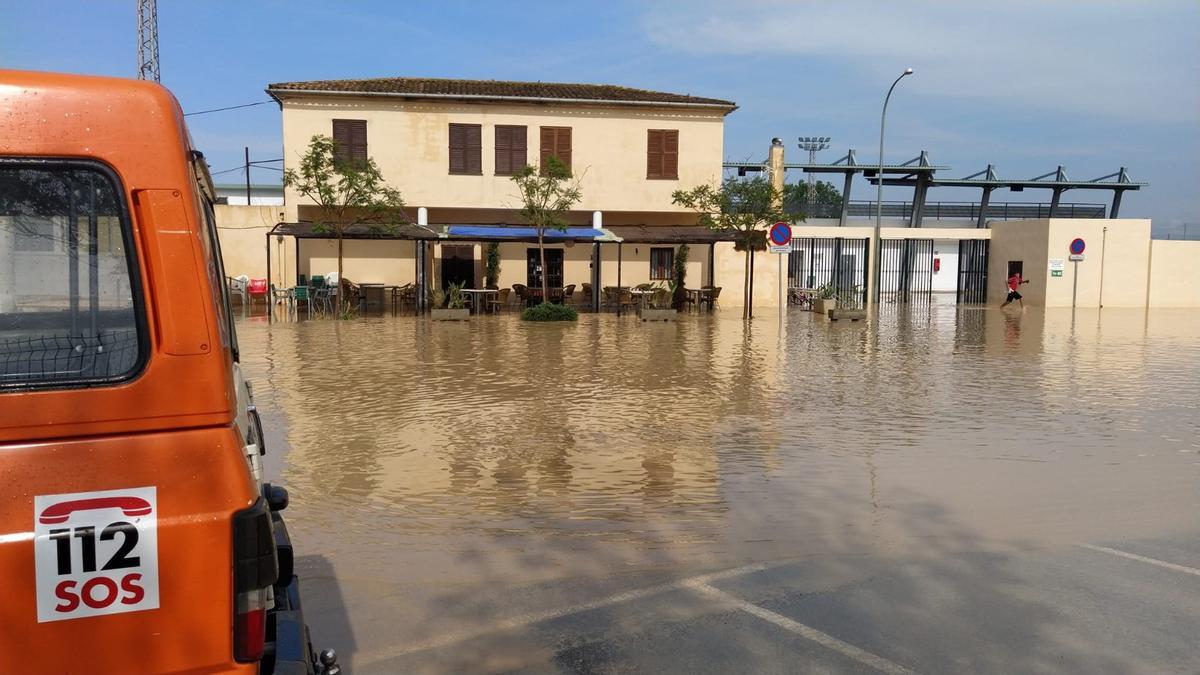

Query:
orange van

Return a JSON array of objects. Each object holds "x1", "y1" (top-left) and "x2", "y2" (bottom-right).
[{"x1": 0, "y1": 71, "x2": 334, "y2": 674}]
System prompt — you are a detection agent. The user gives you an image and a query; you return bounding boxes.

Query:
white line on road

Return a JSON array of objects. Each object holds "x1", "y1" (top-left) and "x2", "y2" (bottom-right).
[
  {"x1": 355, "y1": 562, "x2": 771, "y2": 668},
  {"x1": 1079, "y1": 544, "x2": 1200, "y2": 577},
  {"x1": 686, "y1": 582, "x2": 918, "y2": 675}
]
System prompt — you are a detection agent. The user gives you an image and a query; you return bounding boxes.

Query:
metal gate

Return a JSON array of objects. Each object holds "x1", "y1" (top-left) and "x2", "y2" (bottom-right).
[
  {"x1": 878, "y1": 238, "x2": 933, "y2": 304},
  {"x1": 789, "y1": 237, "x2": 868, "y2": 309},
  {"x1": 956, "y1": 239, "x2": 989, "y2": 304}
]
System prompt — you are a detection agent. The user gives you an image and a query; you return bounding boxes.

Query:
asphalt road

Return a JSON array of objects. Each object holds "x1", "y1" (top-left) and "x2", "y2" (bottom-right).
[{"x1": 340, "y1": 533, "x2": 1200, "y2": 674}]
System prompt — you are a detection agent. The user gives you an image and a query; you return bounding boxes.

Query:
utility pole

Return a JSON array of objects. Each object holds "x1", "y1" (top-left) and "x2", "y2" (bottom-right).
[
  {"x1": 245, "y1": 147, "x2": 252, "y2": 205},
  {"x1": 136, "y1": 0, "x2": 160, "y2": 82}
]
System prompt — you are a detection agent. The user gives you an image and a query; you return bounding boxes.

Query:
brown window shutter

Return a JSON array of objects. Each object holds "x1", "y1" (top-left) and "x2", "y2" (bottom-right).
[
  {"x1": 449, "y1": 123, "x2": 465, "y2": 174},
  {"x1": 647, "y1": 129, "x2": 663, "y2": 178},
  {"x1": 558, "y1": 127, "x2": 572, "y2": 171},
  {"x1": 332, "y1": 119, "x2": 354, "y2": 163},
  {"x1": 512, "y1": 125, "x2": 527, "y2": 173},
  {"x1": 349, "y1": 120, "x2": 368, "y2": 165},
  {"x1": 540, "y1": 126, "x2": 554, "y2": 174},
  {"x1": 466, "y1": 124, "x2": 482, "y2": 175},
  {"x1": 663, "y1": 130, "x2": 679, "y2": 179},
  {"x1": 495, "y1": 125, "x2": 511, "y2": 175}
]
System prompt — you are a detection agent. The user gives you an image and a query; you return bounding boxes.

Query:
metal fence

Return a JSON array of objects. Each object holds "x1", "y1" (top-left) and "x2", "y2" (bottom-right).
[
  {"x1": 788, "y1": 237, "x2": 869, "y2": 309},
  {"x1": 793, "y1": 201, "x2": 1106, "y2": 220},
  {"x1": 956, "y1": 239, "x2": 990, "y2": 304},
  {"x1": 878, "y1": 238, "x2": 933, "y2": 304}
]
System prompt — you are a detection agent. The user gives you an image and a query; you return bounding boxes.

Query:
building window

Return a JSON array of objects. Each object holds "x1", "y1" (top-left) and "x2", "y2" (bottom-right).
[
  {"x1": 332, "y1": 119, "x2": 367, "y2": 165},
  {"x1": 539, "y1": 126, "x2": 572, "y2": 174},
  {"x1": 647, "y1": 129, "x2": 679, "y2": 179},
  {"x1": 494, "y1": 125, "x2": 527, "y2": 176},
  {"x1": 650, "y1": 247, "x2": 675, "y2": 280},
  {"x1": 448, "y1": 123, "x2": 482, "y2": 175}
]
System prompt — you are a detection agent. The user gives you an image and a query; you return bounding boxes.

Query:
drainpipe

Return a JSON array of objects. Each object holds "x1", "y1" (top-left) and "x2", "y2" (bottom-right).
[{"x1": 1098, "y1": 226, "x2": 1107, "y2": 308}]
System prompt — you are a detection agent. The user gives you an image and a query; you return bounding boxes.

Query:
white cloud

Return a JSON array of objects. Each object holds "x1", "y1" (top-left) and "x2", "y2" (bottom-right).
[{"x1": 640, "y1": 0, "x2": 1199, "y2": 124}]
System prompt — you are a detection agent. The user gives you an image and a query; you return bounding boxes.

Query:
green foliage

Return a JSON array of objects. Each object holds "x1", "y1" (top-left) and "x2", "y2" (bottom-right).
[
  {"x1": 485, "y1": 243, "x2": 501, "y2": 288},
  {"x1": 283, "y1": 134, "x2": 407, "y2": 317},
  {"x1": 783, "y1": 181, "x2": 842, "y2": 215},
  {"x1": 672, "y1": 177, "x2": 787, "y2": 319},
  {"x1": 816, "y1": 282, "x2": 837, "y2": 300},
  {"x1": 511, "y1": 156, "x2": 584, "y2": 299},
  {"x1": 445, "y1": 282, "x2": 467, "y2": 310},
  {"x1": 673, "y1": 243, "x2": 689, "y2": 287},
  {"x1": 520, "y1": 302, "x2": 579, "y2": 322},
  {"x1": 431, "y1": 288, "x2": 445, "y2": 309}
]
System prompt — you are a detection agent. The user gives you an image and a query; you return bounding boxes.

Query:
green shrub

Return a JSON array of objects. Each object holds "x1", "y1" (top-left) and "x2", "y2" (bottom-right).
[{"x1": 521, "y1": 302, "x2": 579, "y2": 322}]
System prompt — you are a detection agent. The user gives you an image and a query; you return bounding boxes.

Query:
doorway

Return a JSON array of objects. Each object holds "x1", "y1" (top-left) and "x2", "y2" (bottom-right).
[
  {"x1": 527, "y1": 248, "x2": 563, "y2": 289},
  {"x1": 1007, "y1": 260, "x2": 1023, "y2": 278},
  {"x1": 440, "y1": 245, "x2": 475, "y2": 289}
]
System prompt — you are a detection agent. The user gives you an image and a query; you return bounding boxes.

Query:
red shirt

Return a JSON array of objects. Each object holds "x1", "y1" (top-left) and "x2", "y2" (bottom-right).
[{"x1": 1007, "y1": 274, "x2": 1022, "y2": 291}]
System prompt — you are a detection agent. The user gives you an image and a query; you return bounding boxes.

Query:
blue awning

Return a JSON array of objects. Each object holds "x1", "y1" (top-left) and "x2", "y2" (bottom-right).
[{"x1": 445, "y1": 225, "x2": 610, "y2": 240}]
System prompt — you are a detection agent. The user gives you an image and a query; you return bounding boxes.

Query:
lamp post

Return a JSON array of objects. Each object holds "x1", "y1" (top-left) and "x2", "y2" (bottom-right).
[
  {"x1": 798, "y1": 136, "x2": 831, "y2": 204},
  {"x1": 867, "y1": 68, "x2": 913, "y2": 309}
]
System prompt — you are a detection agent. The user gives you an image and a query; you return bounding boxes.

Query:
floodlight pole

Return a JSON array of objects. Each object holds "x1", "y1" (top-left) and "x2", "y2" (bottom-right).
[{"x1": 867, "y1": 68, "x2": 913, "y2": 310}]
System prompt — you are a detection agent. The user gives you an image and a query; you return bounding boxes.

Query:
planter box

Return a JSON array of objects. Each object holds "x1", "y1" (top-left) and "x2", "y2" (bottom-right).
[
  {"x1": 639, "y1": 308, "x2": 677, "y2": 322},
  {"x1": 829, "y1": 308, "x2": 866, "y2": 322},
  {"x1": 812, "y1": 298, "x2": 837, "y2": 316},
  {"x1": 431, "y1": 308, "x2": 470, "y2": 321}
]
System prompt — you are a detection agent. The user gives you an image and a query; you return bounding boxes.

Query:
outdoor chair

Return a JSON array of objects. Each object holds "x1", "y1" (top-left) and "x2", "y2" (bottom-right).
[
  {"x1": 270, "y1": 284, "x2": 293, "y2": 317},
  {"x1": 488, "y1": 288, "x2": 511, "y2": 313},
  {"x1": 513, "y1": 284, "x2": 529, "y2": 307},
  {"x1": 602, "y1": 286, "x2": 618, "y2": 310},
  {"x1": 310, "y1": 274, "x2": 326, "y2": 290},
  {"x1": 292, "y1": 285, "x2": 313, "y2": 319},
  {"x1": 246, "y1": 278, "x2": 268, "y2": 313},
  {"x1": 312, "y1": 287, "x2": 333, "y2": 316},
  {"x1": 652, "y1": 288, "x2": 671, "y2": 308},
  {"x1": 581, "y1": 282, "x2": 593, "y2": 307},
  {"x1": 562, "y1": 284, "x2": 576, "y2": 306},
  {"x1": 227, "y1": 276, "x2": 248, "y2": 312},
  {"x1": 619, "y1": 288, "x2": 637, "y2": 313},
  {"x1": 701, "y1": 286, "x2": 722, "y2": 311}
]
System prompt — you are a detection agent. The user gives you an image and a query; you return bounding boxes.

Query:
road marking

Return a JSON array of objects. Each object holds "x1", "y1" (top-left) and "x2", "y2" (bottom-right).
[
  {"x1": 355, "y1": 562, "x2": 771, "y2": 667},
  {"x1": 1079, "y1": 544, "x2": 1200, "y2": 577},
  {"x1": 687, "y1": 582, "x2": 917, "y2": 675}
]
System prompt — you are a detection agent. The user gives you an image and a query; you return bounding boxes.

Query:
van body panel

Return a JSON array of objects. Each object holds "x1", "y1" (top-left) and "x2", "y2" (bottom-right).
[{"x1": 0, "y1": 426, "x2": 257, "y2": 673}]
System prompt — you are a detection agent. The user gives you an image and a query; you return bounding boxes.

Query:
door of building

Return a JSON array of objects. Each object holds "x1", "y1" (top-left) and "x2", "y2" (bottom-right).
[
  {"x1": 527, "y1": 248, "x2": 564, "y2": 289},
  {"x1": 440, "y1": 244, "x2": 475, "y2": 289}
]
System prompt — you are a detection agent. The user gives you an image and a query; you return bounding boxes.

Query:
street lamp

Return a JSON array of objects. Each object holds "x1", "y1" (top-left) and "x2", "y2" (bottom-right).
[{"x1": 867, "y1": 68, "x2": 913, "y2": 309}]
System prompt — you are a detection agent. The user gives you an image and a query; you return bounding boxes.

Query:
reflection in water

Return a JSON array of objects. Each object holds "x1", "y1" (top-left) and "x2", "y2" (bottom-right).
[{"x1": 238, "y1": 306, "x2": 1200, "y2": 662}]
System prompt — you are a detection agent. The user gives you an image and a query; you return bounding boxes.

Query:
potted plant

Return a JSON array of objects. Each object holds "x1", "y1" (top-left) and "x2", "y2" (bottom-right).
[
  {"x1": 812, "y1": 283, "x2": 837, "y2": 316},
  {"x1": 432, "y1": 282, "x2": 470, "y2": 320},
  {"x1": 638, "y1": 281, "x2": 677, "y2": 322}
]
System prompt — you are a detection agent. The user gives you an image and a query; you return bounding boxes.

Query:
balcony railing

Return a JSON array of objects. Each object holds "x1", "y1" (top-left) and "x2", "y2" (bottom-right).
[{"x1": 794, "y1": 201, "x2": 1107, "y2": 220}]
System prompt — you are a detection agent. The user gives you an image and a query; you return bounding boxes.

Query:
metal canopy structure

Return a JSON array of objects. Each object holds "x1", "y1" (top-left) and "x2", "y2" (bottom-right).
[{"x1": 724, "y1": 150, "x2": 1146, "y2": 228}]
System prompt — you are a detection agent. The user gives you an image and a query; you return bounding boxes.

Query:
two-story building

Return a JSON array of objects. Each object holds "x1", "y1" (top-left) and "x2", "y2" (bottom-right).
[{"x1": 249, "y1": 76, "x2": 778, "y2": 307}]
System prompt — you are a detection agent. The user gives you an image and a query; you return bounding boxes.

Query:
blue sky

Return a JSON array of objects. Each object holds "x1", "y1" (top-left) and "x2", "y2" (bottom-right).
[{"x1": 3, "y1": 1, "x2": 1197, "y2": 233}]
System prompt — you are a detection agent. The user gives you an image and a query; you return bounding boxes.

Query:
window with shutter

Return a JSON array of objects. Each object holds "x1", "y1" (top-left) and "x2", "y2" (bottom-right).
[
  {"x1": 647, "y1": 129, "x2": 678, "y2": 179},
  {"x1": 449, "y1": 123, "x2": 482, "y2": 175},
  {"x1": 650, "y1": 248, "x2": 675, "y2": 280},
  {"x1": 539, "y1": 126, "x2": 572, "y2": 175},
  {"x1": 332, "y1": 119, "x2": 368, "y2": 166},
  {"x1": 495, "y1": 125, "x2": 526, "y2": 175}
]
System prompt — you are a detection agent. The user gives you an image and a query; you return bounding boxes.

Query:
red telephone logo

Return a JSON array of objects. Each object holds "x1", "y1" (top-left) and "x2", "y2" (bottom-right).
[{"x1": 38, "y1": 497, "x2": 153, "y2": 525}]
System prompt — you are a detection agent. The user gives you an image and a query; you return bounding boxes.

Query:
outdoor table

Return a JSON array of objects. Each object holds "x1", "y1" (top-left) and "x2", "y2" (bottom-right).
[
  {"x1": 460, "y1": 288, "x2": 498, "y2": 314},
  {"x1": 359, "y1": 283, "x2": 386, "y2": 312}
]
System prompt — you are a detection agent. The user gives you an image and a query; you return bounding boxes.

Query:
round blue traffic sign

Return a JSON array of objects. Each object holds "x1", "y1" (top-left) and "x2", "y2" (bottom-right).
[
  {"x1": 769, "y1": 221, "x2": 792, "y2": 247},
  {"x1": 1069, "y1": 238, "x2": 1086, "y2": 255}
]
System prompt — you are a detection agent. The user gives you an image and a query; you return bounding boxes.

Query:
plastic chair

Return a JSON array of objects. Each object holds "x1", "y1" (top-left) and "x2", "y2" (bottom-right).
[
  {"x1": 247, "y1": 279, "x2": 268, "y2": 314},
  {"x1": 292, "y1": 285, "x2": 312, "y2": 319}
]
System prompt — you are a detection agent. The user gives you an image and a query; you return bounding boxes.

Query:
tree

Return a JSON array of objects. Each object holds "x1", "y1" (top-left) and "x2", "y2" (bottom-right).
[
  {"x1": 283, "y1": 135, "x2": 406, "y2": 315},
  {"x1": 673, "y1": 177, "x2": 786, "y2": 319},
  {"x1": 783, "y1": 180, "x2": 842, "y2": 217},
  {"x1": 510, "y1": 156, "x2": 583, "y2": 302}
]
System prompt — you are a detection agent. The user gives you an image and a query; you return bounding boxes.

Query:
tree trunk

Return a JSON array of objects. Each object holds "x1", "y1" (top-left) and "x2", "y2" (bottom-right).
[
  {"x1": 742, "y1": 244, "x2": 751, "y2": 320},
  {"x1": 336, "y1": 229, "x2": 344, "y2": 317},
  {"x1": 538, "y1": 229, "x2": 548, "y2": 303}
]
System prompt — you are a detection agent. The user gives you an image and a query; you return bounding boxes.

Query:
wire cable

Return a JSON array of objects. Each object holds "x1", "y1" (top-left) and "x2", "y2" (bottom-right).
[{"x1": 184, "y1": 100, "x2": 274, "y2": 117}]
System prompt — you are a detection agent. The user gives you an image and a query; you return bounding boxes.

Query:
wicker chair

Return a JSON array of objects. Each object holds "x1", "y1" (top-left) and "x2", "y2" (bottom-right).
[
  {"x1": 488, "y1": 288, "x2": 511, "y2": 313},
  {"x1": 562, "y1": 284, "x2": 576, "y2": 306}
]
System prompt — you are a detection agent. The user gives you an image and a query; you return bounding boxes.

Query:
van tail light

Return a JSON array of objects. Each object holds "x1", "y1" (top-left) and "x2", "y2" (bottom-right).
[{"x1": 233, "y1": 499, "x2": 278, "y2": 663}]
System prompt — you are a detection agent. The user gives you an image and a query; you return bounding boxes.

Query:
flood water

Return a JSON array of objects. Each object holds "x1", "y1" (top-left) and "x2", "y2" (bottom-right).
[{"x1": 236, "y1": 304, "x2": 1200, "y2": 671}]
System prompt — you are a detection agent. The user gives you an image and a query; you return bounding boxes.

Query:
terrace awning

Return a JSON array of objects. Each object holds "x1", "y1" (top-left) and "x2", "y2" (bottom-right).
[{"x1": 444, "y1": 225, "x2": 616, "y2": 241}]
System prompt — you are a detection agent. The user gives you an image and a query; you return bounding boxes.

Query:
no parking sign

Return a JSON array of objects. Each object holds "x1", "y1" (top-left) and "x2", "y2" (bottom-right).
[{"x1": 768, "y1": 222, "x2": 792, "y2": 254}]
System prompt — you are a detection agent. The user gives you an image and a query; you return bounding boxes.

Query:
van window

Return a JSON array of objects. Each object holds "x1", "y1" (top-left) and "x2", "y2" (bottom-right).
[{"x1": 0, "y1": 160, "x2": 145, "y2": 387}]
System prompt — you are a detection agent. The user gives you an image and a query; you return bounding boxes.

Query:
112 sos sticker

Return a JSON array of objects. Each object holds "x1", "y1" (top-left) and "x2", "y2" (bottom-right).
[{"x1": 34, "y1": 487, "x2": 159, "y2": 622}]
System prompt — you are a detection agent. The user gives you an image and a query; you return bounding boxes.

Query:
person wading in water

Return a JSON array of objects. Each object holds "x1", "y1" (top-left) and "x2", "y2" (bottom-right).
[{"x1": 1001, "y1": 271, "x2": 1029, "y2": 308}]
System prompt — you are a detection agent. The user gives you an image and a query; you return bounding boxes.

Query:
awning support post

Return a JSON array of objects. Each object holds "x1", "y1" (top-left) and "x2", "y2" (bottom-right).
[{"x1": 616, "y1": 242, "x2": 622, "y2": 317}]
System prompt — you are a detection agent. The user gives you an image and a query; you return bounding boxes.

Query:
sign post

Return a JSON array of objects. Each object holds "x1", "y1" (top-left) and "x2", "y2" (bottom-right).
[
  {"x1": 1069, "y1": 238, "x2": 1086, "y2": 308},
  {"x1": 769, "y1": 222, "x2": 792, "y2": 310}
]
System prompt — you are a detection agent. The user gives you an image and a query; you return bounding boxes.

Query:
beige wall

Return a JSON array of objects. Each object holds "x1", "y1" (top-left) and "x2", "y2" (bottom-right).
[
  {"x1": 280, "y1": 97, "x2": 726, "y2": 221},
  {"x1": 989, "y1": 220, "x2": 1051, "y2": 306},
  {"x1": 301, "y1": 239, "x2": 421, "y2": 287},
  {"x1": 214, "y1": 204, "x2": 293, "y2": 287},
  {"x1": 1148, "y1": 240, "x2": 1200, "y2": 307}
]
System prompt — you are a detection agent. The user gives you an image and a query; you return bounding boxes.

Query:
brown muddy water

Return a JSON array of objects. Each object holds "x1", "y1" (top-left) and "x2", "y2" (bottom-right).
[{"x1": 237, "y1": 305, "x2": 1200, "y2": 669}]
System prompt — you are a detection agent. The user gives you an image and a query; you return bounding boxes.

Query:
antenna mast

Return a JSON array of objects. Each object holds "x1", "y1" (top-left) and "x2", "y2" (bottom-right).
[{"x1": 137, "y1": 0, "x2": 160, "y2": 82}]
